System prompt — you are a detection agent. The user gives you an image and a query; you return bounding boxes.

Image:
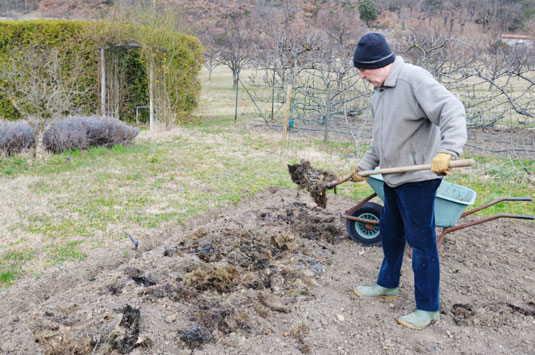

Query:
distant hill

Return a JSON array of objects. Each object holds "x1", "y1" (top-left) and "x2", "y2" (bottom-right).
[
  {"x1": 2, "y1": 0, "x2": 534, "y2": 34},
  {"x1": 0, "y1": 0, "x2": 112, "y2": 20}
]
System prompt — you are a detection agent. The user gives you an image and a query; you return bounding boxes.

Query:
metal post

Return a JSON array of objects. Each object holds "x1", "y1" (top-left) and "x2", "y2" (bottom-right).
[{"x1": 135, "y1": 106, "x2": 150, "y2": 124}]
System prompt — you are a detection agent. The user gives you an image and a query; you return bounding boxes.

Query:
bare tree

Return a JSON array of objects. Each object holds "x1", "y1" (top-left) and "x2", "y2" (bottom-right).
[
  {"x1": 180, "y1": 0, "x2": 259, "y2": 91},
  {"x1": 0, "y1": 46, "x2": 90, "y2": 158}
]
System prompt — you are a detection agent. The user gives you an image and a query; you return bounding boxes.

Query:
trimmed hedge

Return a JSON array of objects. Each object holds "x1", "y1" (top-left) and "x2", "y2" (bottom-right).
[
  {"x1": 0, "y1": 117, "x2": 139, "y2": 154},
  {"x1": 0, "y1": 20, "x2": 203, "y2": 123}
]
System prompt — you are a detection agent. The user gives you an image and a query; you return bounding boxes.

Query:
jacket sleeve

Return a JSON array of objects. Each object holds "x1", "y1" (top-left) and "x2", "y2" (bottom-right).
[{"x1": 413, "y1": 69, "x2": 467, "y2": 157}]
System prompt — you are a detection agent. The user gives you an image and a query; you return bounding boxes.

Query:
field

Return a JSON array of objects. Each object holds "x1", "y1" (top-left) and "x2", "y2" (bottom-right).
[{"x1": 0, "y1": 66, "x2": 534, "y2": 354}]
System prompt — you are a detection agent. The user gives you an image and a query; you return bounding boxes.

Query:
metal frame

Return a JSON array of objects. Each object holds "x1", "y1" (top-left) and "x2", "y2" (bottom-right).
[
  {"x1": 341, "y1": 195, "x2": 534, "y2": 249},
  {"x1": 436, "y1": 197, "x2": 533, "y2": 248}
]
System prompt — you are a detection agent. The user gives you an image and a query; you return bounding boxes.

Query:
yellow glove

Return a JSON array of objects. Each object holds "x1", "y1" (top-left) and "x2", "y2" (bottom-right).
[
  {"x1": 431, "y1": 152, "x2": 454, "y2": 175},
  {"x1": 350, "y1": 166, "x2": 368, "y2": 182}
]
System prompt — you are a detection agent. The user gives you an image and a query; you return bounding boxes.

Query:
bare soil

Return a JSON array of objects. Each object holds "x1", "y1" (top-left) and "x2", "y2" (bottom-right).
[{"x1": 1, "y1": 187, "x2": 534, "y2": 355}]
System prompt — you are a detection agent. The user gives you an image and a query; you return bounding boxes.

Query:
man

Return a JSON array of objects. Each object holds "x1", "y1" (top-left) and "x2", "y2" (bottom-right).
[{"x1": 350, "y1": 33, "x2": 467, "y2": 330}]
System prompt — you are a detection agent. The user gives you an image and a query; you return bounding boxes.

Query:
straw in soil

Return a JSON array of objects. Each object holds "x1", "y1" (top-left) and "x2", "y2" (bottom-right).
[{"x1": 287, "y1": 160, "x2": 338, "y2": 208}]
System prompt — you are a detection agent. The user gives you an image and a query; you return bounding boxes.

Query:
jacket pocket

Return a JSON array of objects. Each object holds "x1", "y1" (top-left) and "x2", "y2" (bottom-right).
[{"x1": 409, "y1": 143, "x2": 418, "y2": 165}]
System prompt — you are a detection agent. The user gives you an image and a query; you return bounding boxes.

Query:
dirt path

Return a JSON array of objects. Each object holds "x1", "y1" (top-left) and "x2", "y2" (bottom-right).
[{"x1": 1, "y1": 187, "x2": 534, "y2": 354}]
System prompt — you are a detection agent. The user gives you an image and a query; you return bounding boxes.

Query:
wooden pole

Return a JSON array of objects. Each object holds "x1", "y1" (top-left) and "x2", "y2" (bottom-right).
[
  {"x1": 271, "y1": 68, "x2": 275, "y2": 120},
  {"x1": 234, "y1": 54, "x2": 240, "y2": 123},
  {"x1": 114, "y1": 51, "x2": 119, "y2": 118},
  {"x1": 281, "y1": 83, "x2": 292, "y2": 151},
  {"x1": 149, "y1": 57, "x2": 154, "y2": 130},
  {"x1": 323, "y1": 88, "x2": 331, "y2": 143},
  {"x1": 100, "y1": 48, "x2": 106, "y2": 116}
]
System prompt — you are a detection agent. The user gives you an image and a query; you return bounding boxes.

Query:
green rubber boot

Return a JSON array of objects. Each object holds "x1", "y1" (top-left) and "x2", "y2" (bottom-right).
[
  {"x1": 397, "y1": 310, "x2": 440, "y2": 330},
  {"x1": 353, "y1": 284, "x2": 398, "y2": 300}
]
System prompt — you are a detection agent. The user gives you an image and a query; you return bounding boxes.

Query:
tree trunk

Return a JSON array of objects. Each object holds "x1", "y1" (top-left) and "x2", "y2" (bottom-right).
[{"x1": 35, "y1": 129, "x2": 45, "y2": 160}]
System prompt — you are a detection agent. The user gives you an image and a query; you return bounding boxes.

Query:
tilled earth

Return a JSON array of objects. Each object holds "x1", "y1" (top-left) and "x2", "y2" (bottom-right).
[{"x1": 1, "y1": 187, "x2": 534, "y2": 354}]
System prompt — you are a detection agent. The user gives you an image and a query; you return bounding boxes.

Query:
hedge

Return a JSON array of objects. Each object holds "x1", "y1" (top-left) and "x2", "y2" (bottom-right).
[{"x1": 0, "y1": 19, "x2": 203, "y2": 123}]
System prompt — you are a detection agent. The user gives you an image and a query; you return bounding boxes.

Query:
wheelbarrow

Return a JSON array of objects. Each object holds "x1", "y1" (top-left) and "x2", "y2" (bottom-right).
[{"x1": 342, "y1": 174, "x2": 534, "y2": 247}]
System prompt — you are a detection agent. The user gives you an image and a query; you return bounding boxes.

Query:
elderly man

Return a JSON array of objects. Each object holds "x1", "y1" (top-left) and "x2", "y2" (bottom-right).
[{"x1": 350, "y1": 33, "x2": 467, "y2": 330}]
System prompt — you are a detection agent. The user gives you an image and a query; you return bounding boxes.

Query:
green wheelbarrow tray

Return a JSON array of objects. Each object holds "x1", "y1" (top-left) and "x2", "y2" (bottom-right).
[{"x1": 342, "y1": 174, "x2": 534, "y2": 247}]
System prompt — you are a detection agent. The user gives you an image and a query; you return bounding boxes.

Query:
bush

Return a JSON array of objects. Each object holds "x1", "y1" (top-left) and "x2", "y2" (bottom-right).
[
  {"x1": 0, "y1": 120, "x2": 35, "y2": 154},
  {"x1": 1, "y1": 116, "x2": 139, "y2": 154},
  {"x1": 43, "y1": 119, "x2": 90, "y2": 153}
]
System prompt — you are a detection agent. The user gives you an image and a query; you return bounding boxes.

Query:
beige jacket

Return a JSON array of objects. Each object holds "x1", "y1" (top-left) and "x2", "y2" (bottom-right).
[{"x1": 358, "y1": 56, "x2": 467, "y2": 187}]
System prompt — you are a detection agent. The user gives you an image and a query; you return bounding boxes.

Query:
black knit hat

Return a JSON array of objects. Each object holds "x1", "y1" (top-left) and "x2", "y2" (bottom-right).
[{"x1": 353, "y1": 33, "x2": 395, "y2": 69}]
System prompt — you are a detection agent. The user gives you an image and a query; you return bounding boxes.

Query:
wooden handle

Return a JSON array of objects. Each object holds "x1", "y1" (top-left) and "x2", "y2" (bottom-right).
[
  {"x1": 358, "y1": 159, "x2": 475, "y2": 177},
  {"x1": 325, "y1": 159, "x2": 475, "y2": 189},
  {"x1": 325, "y1": 174, "x2": 352, "y2": 189}
]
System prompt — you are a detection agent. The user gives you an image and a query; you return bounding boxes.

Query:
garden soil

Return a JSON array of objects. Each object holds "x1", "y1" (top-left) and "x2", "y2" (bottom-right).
[{"x1": 1, "y1": 187, "x2": 534, "y2": 355}]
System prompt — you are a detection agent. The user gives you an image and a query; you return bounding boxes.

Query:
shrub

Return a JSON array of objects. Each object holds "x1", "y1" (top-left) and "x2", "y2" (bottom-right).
[
  {"x1": 0, "y1": 120, "x2": 35, "y2": 154},
  {"x1": 1, "y1": 116, "x2": 139, "y2": 154},
  {"x1": 81, "y1": 117, "x2": 140, "y2": 148}
]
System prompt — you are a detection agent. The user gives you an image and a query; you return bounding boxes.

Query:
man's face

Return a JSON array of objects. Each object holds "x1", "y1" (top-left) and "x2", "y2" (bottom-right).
[{"x1": 358, "y1": 65, "x2": 391, "y2": 87}]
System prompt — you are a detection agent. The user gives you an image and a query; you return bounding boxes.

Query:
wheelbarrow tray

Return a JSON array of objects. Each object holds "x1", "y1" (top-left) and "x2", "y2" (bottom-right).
[{"x1": 367, "y1": 174, "x2": 477, "y2": 228}]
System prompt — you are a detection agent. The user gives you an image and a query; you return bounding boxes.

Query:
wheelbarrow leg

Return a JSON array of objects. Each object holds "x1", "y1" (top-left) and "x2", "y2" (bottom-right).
[
  {"x1": 437, "y1": 197, "x2": 533, "y2": 249},
  {"x1": 437, "y1": 213, "x2": 535, "y2": 249}
]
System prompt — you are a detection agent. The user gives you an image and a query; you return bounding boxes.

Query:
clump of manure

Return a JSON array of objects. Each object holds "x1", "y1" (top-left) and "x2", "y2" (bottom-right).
[{"x1": 288, "y1": 160, "x2": 339, "y2": 208}]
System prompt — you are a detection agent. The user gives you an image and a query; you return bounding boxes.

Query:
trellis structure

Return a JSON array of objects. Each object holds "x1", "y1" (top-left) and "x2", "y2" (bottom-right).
[{"x1": 91, "y1": 20, "x2": 204, "y2": 127}]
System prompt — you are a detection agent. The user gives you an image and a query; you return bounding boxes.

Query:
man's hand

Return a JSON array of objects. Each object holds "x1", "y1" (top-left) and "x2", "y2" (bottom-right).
[
  {"x1": 431, "y1": 153, "x2": 454, "y2": 175},
  {"x1": 350, "y1": 166, "x2": 368, "y2": 182}
]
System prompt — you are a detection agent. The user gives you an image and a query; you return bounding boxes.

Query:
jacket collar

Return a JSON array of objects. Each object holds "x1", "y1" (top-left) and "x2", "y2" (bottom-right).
[{"x1": 382, "y1": 56, "x2": 404, "y2": 88}]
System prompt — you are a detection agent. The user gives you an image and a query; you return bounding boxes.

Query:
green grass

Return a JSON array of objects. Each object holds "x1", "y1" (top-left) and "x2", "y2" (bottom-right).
[
  {"x1": 46, "y1": 241, "x2": 86, "y2": 265},
  {"x1": 0, "y1": 269, "x2": 18, "y2": 287},
  {"x1": 0, "y1": 249, "x2": 36, "y2": 287}
]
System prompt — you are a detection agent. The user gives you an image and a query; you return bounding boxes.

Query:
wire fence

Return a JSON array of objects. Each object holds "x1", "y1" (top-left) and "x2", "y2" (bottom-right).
[{"x1": 241, "y1": 66, "x2": 535, "y2": 183}]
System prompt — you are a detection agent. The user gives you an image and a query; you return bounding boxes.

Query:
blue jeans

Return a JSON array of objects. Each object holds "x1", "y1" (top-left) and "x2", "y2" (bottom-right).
[{"x1": 376, "y1": 179, "x2": 442, "y2": 312}]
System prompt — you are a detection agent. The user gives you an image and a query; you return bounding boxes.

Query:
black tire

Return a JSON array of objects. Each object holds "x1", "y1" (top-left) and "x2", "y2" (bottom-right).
[{"x1": 346, "y1": 202, "x2": 382, "y2": 246}]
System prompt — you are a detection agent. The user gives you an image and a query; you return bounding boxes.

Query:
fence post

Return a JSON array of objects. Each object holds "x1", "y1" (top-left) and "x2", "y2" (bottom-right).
[
  {"x1": 323, "y1": 87, "x2": 331, "y2": 143},
  {"x1": 282, "y1": 84, "x2": 293, "y2": 151},
  {"x1": 271, "y1": 68, "x2": 276, "y2": 120},
  {"x1": 234, "y1": 54, "x2": 240, "y2": 123}
]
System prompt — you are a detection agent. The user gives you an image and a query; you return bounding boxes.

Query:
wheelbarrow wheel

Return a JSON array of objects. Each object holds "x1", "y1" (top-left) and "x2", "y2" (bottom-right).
[{"x1": 346, "y1": 202, "x2": 382, "y2": 246}]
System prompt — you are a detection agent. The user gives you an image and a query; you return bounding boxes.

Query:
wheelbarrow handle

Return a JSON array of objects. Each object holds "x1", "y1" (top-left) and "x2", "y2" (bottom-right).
[{"x1": 358, "y1": 159, "x2": 475, "y2": 177}]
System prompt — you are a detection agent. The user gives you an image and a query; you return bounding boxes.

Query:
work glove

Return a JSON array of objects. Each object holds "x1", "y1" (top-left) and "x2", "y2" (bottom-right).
[
  {"x1": 431, "y1": 152, "x2": 454, "y2": 176},
  {"x1": 350, "y1": 166, "x2": 368, "y2": 182}
]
